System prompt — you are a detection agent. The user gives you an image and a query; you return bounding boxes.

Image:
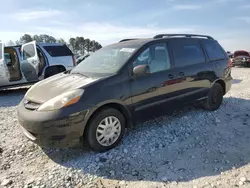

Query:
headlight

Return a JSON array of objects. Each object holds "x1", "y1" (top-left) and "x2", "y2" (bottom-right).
[{"x1": 37, "y1": 89, "x2": 84, "y2": 111}]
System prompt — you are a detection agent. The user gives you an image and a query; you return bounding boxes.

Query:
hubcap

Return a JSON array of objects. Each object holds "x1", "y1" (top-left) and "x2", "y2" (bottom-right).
[{"x1": 96, "y1": 116, "x2": 121, "y2": 147}]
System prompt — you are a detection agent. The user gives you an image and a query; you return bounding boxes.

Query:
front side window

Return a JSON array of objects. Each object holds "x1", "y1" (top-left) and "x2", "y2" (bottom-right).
[
  {"x1": 23, "y1": 44, "x2": 36, "y2": 60},
  {"x1": 133, "y1": 43, "x2": 171, "y2": 73},
  {"x1": 71, "y1": 44, "x2": 139, "y2": 77}
]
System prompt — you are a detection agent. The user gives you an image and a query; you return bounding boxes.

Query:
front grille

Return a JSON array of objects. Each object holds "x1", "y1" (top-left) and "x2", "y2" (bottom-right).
[{"x1": 24, "y1": 99, "x2": 41, "y2": 110}]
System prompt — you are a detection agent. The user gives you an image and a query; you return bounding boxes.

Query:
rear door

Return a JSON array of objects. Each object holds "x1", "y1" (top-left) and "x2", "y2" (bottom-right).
[
  {"x1": 20, "y1": 41, "x2": 39, "y2": 81},
  {"x1": 169, "y1": 38, "x2": 213, "y2": 103}
]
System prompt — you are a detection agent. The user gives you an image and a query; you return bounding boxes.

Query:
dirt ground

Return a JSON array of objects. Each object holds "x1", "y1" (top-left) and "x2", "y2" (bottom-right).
[{"x1": 0, "y1": 67, "x2": 250, "y2": 188}]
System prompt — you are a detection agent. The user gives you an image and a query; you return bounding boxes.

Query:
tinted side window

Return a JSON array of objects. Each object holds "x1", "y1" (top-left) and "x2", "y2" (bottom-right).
[
  {"x1": 172, "y1": 41, "x2": 206, "y2": 68},
  {"x1": 43, "y1": 45, "x2": 73, "y2": 57},
  {"x1": 134, "y1": 43, "x2": 171, "y2": 73},
  {"x1": 202, "y1": 40, "x2": 226, "y2": 61},
  {"x1": 23, "y1": 44, "x2": 36, "y2": 60}
]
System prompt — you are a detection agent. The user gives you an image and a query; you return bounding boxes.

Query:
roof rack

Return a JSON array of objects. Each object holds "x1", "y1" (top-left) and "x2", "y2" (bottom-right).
[
  {"x1": 153, "y1": 34, "x2": 214, "y2": 40},
  {"x1": 119, "y1": 38, "x2": 139, "y2": 42}
]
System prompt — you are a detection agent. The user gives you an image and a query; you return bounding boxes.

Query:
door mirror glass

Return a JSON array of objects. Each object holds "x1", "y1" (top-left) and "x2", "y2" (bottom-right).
[{"x1": 133, "y1": 64, "x2": 150, "y2": 77}]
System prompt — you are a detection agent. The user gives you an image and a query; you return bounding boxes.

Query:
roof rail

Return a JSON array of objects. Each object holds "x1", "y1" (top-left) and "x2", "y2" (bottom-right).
[
  {"x1": 153, "y1": 34, "x2": 214, "y2": 40},
  {"x1": 119, "y1": 38, "x2": 139, "y2": 42}
]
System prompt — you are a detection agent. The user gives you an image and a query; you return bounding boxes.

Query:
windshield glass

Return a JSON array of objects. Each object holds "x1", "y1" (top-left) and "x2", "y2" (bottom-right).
[{"x1": 71, "y1": 45, "x2": 138, "y2": 77}]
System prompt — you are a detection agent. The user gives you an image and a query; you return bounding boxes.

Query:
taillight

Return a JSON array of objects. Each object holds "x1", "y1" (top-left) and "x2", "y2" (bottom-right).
[
  {"x1": 228, "y1": 58, "x2": 233, "y2": 67},
  {"x1": 72, "y1": 56, "x2": 77, "y2": 66}
]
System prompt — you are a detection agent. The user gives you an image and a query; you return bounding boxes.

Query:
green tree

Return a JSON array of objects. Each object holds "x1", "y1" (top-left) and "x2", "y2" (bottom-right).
[
  {"x1": 69, "y1": 38, "x2": 76, "y2": 53},
  {"x1": 6, "y1": 40, "x2": 15, "y2": 46},
  {"x1": 57, "y1": 38, "x2": 66, "y2": 44},
  {"x1": 39, "y1": 34, "x2": 56, "y2": 43},
  {"x1": 32, "y1": 35, "x2": 43, "y2": 42},
  {"x1": 84, "y1": 38, "x2": 91, "y2": 53},
  {"x1": 77, "y1": 37, "x2": 85, "y2": 55},
  {"x1": 19, "y1": 34, "x2": 33, "y2": 44}
]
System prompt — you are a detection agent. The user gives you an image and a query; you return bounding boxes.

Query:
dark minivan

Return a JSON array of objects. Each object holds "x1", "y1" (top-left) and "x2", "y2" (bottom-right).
[{"x1": 17, "y1": 34, "x2": 232, "y2": 152}]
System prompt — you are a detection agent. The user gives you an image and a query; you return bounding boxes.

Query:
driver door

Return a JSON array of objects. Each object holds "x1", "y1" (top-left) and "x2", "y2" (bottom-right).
[{"x1": 20, "y1": 41, "x2": 39, "y2": 82}]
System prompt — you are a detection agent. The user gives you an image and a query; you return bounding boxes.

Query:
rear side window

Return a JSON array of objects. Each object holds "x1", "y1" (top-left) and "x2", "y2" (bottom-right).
[
  {"x1": 43, "y1": 45, "x2": 73, "y2": 57},
  {"x1": 172, "y1": 41, "x2": 206, "y2": 68},
  {"x1": 23, "y1": 44, "x2": 36, "y2": 60},
  {"x1": 202, "y1": 40, "x2": 226, "y2": 61}
]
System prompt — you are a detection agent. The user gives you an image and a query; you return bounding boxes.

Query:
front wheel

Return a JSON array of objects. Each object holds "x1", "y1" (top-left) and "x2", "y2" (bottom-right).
[
  {"x1": 84, "y1": 108, "x2": 126, "y2": 152},
  {"x1": 202, "y1": 83, "x2": 224, "y2": 111}
]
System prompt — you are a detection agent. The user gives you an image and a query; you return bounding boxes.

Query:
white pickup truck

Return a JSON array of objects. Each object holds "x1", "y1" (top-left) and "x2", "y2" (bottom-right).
[{"x1": 0, "y1": 41, "x2": 76, "y2": 90}]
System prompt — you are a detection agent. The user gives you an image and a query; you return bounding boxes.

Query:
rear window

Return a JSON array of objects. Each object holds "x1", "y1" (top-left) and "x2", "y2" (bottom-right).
[
  {"x1": 172, "y1": 42, "x2": 206, "y2": 68},
  {"x1": 43, "y1": 45, "x2": 73, "y2": 57},
  {"x1": 202, "y1": 40, "x2": 226, "y2": 61},
  {"x1": 234, "y1": 51, "x2": 250, "y2": 57}
]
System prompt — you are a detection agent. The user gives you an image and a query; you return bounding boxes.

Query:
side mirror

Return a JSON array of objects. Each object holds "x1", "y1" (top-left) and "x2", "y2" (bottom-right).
[{"x1": 133, "y1": 64, "x2": 150, "y2": 77}]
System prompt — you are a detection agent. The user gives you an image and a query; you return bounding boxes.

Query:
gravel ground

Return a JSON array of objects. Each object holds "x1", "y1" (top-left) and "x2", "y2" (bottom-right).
[{"x1": 1, "y1": 67, "x2": 250, "y2": 188}]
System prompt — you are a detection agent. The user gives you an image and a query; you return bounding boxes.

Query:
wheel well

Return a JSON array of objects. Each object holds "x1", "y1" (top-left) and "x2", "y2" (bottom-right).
[
  {"x1": 86, "y1": 103, "x2": 131, "y2": 130},
  {"x1": 215, "y1": 80, "x2": 226, "y2": 95},
  {"x1": 44, "y1": 65, "x2": 66, "y2": 78}
]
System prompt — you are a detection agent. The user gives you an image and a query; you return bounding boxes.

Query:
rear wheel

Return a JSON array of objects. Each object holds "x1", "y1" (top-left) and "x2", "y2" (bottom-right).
[
  {"x1": 202, "y1": 83, "x2": 224, "y2": 111},
  {"x1": 84, "y1": 108, "x2": 126, "y2": 152}
]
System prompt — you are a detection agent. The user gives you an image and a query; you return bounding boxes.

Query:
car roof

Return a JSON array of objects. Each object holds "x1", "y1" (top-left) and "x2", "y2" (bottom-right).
[
  {"x1": 110, "y1": 34, "x2": 215, "y2": 48},
  {"x1": 5, "y1": 42, "x2": 66, "y2": 48}
]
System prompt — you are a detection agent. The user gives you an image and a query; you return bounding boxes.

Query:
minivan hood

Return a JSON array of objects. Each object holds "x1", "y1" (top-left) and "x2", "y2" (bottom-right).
[{"x1": 25, "y1": 72, "x2": 101, "y2": 104}]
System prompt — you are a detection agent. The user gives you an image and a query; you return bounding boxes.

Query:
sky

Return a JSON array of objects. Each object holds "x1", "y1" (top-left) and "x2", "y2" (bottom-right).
[{"x1": 1, "y1": 0, "x2": 250, "y2": 51}]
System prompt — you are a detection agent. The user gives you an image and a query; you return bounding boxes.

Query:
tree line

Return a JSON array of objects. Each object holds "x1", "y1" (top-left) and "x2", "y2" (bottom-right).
[{"x1": 5, "y1": 34, "x2": 102, "y2": 55}]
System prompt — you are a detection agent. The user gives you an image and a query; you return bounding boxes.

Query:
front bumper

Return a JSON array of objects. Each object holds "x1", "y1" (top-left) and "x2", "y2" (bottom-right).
[
  {"x1": 17, "y1": 99, "x2": 88, "y2": 147},
  {"x1": 232, "y1": 60, "x2": 250, "y2": 66}
]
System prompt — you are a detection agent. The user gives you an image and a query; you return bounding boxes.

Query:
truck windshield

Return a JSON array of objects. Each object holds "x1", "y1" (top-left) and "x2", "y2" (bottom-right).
[{"x1": 71, "y1": 44, "x2": 138, "y2": 77}]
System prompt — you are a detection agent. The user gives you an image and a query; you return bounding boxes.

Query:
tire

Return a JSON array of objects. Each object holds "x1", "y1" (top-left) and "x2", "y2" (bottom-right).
[
  {"x1": 84, "y1": 108, "x2": 126, "y2": 152},
  {"x1": 202, "y1": 83, "x2": 224, "y2": 111}
]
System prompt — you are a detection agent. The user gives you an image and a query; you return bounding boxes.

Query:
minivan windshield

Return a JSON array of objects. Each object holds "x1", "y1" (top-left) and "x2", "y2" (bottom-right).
[{"x1": 71, "y1": 44, "x2": 138, "y2": 77}]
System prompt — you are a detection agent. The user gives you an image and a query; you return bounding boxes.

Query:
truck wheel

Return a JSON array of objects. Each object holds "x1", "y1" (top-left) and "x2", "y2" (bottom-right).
[{"x1": 84, "y1": 108, "x2": 126, "y2": 152}]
